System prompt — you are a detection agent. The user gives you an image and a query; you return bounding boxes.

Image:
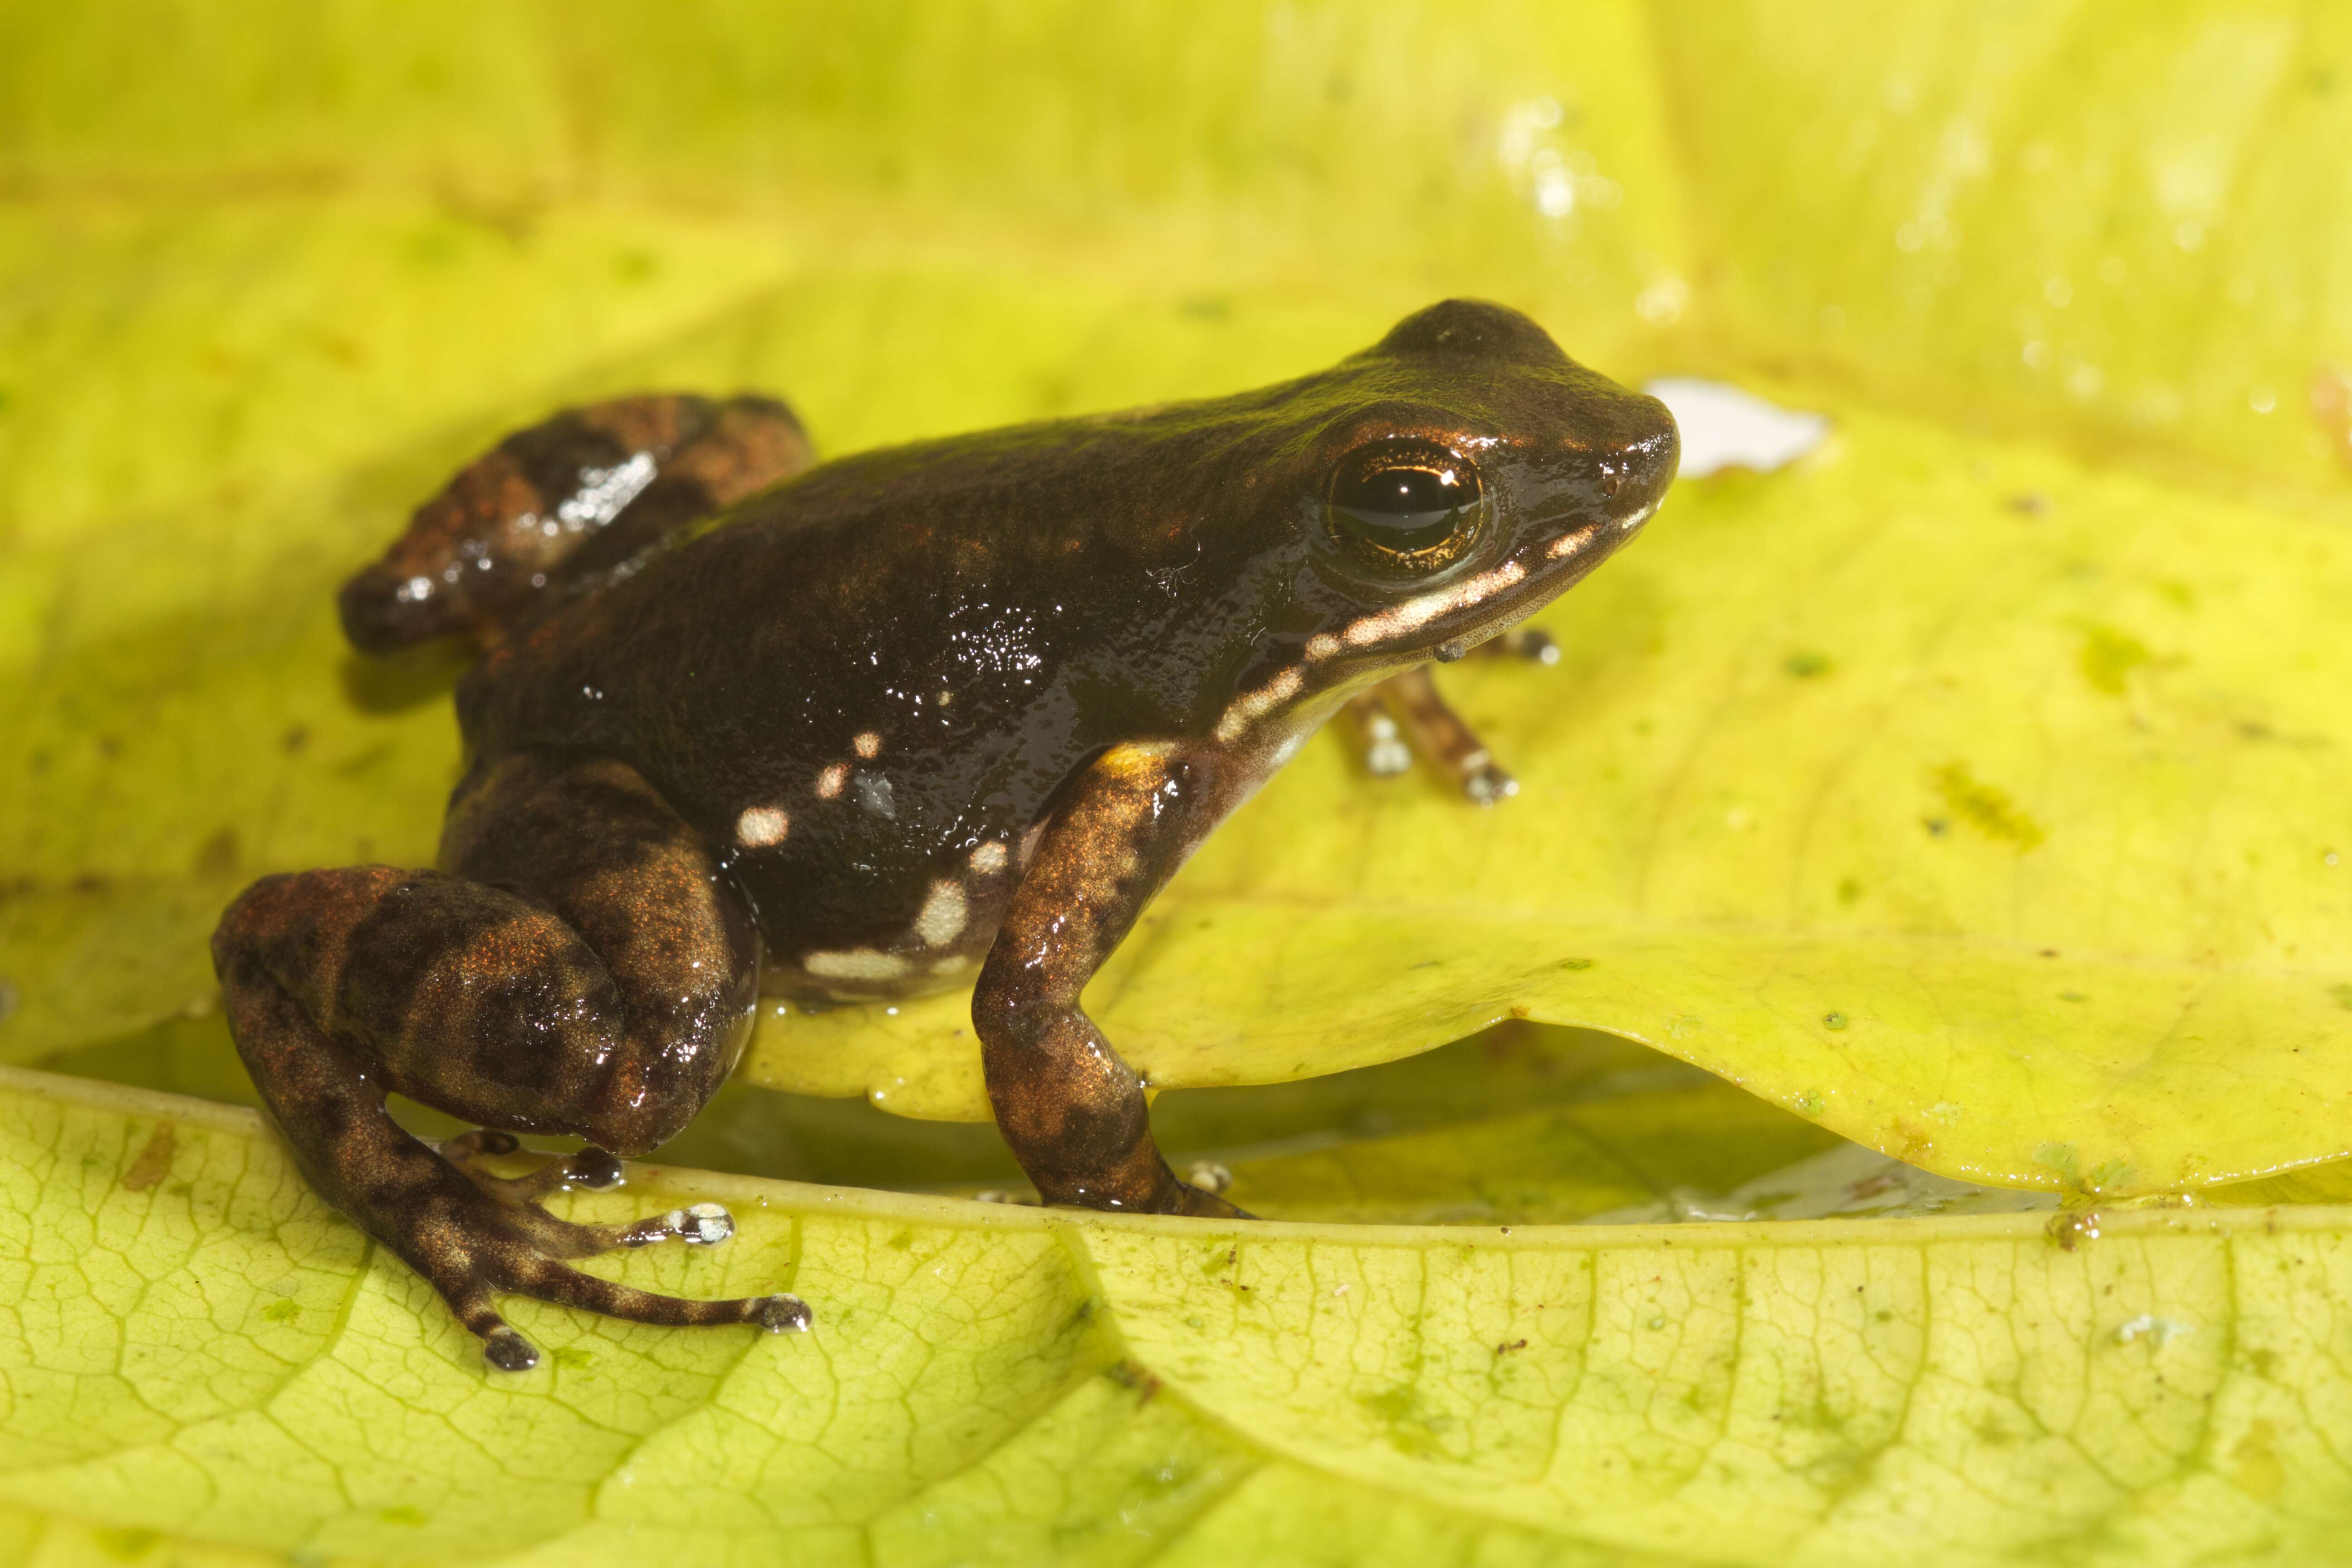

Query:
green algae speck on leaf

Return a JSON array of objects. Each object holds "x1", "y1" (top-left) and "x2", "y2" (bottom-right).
[{"x1": 1929, "y1": 761, "x2": 2047, "y2": 852}]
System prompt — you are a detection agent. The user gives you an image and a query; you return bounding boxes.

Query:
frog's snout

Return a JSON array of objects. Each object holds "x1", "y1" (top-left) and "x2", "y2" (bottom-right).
[{"x1": 1601, "y1": 406, "x2": 1680, "y2": 530}]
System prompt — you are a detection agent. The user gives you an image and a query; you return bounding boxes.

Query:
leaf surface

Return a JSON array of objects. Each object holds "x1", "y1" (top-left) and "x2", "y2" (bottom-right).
[{"x1": 2, "y1": 1068, "x2": 2348, "y2": 1567}]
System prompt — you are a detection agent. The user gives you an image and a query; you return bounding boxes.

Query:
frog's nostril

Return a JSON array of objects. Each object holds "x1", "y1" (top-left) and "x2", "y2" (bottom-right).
[{"x1": 1600, "y1": 473, "x2": 1621, "y2": 499}]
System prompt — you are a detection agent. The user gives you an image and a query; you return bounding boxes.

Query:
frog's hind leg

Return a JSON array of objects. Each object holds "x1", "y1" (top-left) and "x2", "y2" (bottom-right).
[
  {"x1": 211, "y1": 751, "x2": 809, "y2": 1371},
  {"x1": 338, "y1": 392, "x2": 813, "y2": 654},
  {"x1": 437, "y1": 1133, "x2": 740, "y2": 1248},
  {"x1": 1347, "y1": 665, "x2": 1520, "y2": 804}
]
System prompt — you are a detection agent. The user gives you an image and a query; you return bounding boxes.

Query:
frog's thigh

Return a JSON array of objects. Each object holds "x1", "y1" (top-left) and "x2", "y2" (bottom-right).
[
  {"x1": 972, "y1": 743, "x2": 1244, "y2": 1219},
  {"x1": 434, "y1": 749, "x2": 763, "y2": 1148},
  {"x1": 211, "y1": 752, "x2": 797, "y2": 1368}
]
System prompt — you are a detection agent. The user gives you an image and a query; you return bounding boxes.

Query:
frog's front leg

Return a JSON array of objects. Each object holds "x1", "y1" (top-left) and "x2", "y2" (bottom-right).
[
  {"x1": 973, "y1": 743, "x2": 1245, "y2": 1218},
  {"x1": 212, "y1": 751, "x2": 809, "y2": 1370},
  {"x1": 1347, "y1": 665, "x2": 1519, "y2": 804}
]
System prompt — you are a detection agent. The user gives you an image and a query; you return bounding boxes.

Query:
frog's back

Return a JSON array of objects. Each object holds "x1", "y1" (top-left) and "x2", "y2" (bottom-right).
[{"x1": 452, "y1": 413, "x2": 1289, "y2": 990}]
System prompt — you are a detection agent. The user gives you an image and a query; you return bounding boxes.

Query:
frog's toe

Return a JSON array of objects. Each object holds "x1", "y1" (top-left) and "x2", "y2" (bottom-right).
[
  {"x1": 443, "y1": 1136, "x2": 624, "y2": 1204},
  {"x1": 758, "y1": 1294, "x2": 814, "y2": 1333},
  {"x1": 564, "y1": 1148, "x2": 626, "y2": 1191},
  {"x1": 610, "y1": 1201, "x2": 736, "y2": 1249},
  {"x1": 1363, "y1": 718, "x2": 1413, "y2": 776},
  {"x1": 1181, "y1": 1190, "x2": 1255, "y2": 1220},
  {"x1": 482, "y1": 1327, "x2": 541, "y2": 1372},
  {"x1": 485, "y1": 1247, "x2": 811, "y2": 1357},
  {"x1": 1463, "y1": 760, "x2": 1519, "y2": 807}
]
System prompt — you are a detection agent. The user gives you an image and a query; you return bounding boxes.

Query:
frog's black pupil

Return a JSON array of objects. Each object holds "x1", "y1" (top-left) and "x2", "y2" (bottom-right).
[{"x1": 1327, "y1": 443, "x2": 1484, "y2": 566}]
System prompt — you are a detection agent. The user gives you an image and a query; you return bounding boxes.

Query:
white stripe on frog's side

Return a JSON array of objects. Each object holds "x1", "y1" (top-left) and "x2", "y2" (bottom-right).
[
  {"x1": 1568, "y1": 498, "x2": 1656, "y2": 548},
  {"x1": 1213, "y1": 666, "x2": 1303, "y2": 743},
  {"x1": 1214, "y1": 559, "x2": 1536, "y2": 744},
  {"x1": 1337, "y1": 560, "x2": 1526, "y2": 651}
]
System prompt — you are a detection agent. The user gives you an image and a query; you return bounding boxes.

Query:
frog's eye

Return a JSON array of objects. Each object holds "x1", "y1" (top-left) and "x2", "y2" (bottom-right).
[{"x1": 1324, "y1": 440, "x2": 1486, "y2": 572}]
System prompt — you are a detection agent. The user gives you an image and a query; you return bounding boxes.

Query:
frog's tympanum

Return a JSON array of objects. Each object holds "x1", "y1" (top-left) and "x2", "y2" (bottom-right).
[{"x1": 211, "y1": 300, "x2": 1678, "y2": 1369}]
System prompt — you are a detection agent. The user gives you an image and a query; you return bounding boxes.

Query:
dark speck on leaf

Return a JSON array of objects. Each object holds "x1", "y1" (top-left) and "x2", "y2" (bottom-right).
[{"x1": 1784, "y1": 650, "x2": 1832, "y2": 678}]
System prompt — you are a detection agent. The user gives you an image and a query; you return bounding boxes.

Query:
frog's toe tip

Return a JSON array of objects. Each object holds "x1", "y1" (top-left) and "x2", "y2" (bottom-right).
[
  {"x1": 682, "y1": 1202, "x2": 735, "y2": 1245},
  {"x1": 567, "y1": 1149, "x2": 626, "y2": 1191},
  {"x1": 482, "y1": 1328, "x2": 540, "y2": 1372},
  {"x1": 758, "y1": 1294, "x2": 813, "y2": 1334},
  {"x1": 1464, "y1": 766, "x2": 1519, "y2": 806},
  {"x1": 1183, "y1": 1160, "x2": 1234, "y2": 1196}
]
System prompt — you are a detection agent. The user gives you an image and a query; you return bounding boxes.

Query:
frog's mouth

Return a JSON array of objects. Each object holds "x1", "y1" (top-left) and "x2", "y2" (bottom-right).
[
  {"x1": 1211, "y1": 499, "x2": 1654, "y2": 746},
  {"x1": 1318, "y1": 496, "x2": 1651, "y2": 662}
]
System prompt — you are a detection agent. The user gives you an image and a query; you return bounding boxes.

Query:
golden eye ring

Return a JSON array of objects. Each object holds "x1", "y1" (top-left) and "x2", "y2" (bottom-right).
[{"x1": 1324, "y1": 439, "x2": 1486, "y2": 572}]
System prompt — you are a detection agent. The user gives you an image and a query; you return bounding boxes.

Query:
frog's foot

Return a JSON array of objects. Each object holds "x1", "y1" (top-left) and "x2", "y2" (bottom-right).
[
  {"x1": 1345, "y1": 693, "x2": 1415, "y2": 777},
  {"x1": 1469, "y1": 627, "x2": 1560, "y2": 664},
  {"x1": 1350, "y1": 665, "x2": 1519, "y2": 805},
  {"x1": 428, "y1": 1165, "x2": 810, "y2": 1372},
  {"x1": 439, "y1": 1133, "x2": 745, "y2": 1248},
  {"x1": 1165, "y1": 1183, "x2": 1254, "y2": 1220},
  {"x1": 212, "y1": 751, "x2": 813, "y2": 1372},
  {"x1": 215, "y1": 972, "x2": 812, "y2": 1372},
  {"x1": 440, "y1": 1131, "x2": 626, "y2": 1203}
]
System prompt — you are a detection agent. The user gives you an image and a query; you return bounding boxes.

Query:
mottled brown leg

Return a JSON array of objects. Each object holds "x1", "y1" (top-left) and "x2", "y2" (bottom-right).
[
  {"x1": 339, "y1": 392, "x2": 813, "y2": 654},
  {"x1": 973, "y1": 744, "x2": 1245, "y2": 1218},
  {"x1": 1353, "y1": 666, "x2": 1519, "y2": 804},
  {"x1": 212, "y1": 752, "x2": 809, "y2": 1370}
]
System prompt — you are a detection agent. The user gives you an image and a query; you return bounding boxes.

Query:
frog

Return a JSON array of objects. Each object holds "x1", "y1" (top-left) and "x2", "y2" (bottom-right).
[{"x1": 211, "y1": 299, "x2": 1678, "y2": 1370}]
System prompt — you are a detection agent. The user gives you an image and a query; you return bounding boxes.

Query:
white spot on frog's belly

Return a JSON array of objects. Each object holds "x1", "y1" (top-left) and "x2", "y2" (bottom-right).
[
  {"x1": 816, "y1": 763, "x2": 848, "y2": 799},
  {"x1": 802, "y1": 949, "x2": 910, "y2": 981},
  {"x1": 853, "y1": 730, "x2": 882, "y2": 759},
  {"x1": 735, "y1": 806, "x2": 790, "y2": 847},
  {"x1": 970, "y1": 840, "x2": 1009, "y2": 875},
  {"x1": 915, "y1": 880, "x2": 969, "y2": 946}
]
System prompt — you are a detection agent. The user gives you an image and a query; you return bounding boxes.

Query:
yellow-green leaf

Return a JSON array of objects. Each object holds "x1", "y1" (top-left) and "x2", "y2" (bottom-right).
[{"x1": 2, "y1": 1066, "x2": 2348, "y2": 1566}]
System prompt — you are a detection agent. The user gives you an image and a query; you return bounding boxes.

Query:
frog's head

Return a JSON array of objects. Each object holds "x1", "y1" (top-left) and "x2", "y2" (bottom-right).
[{"x1": 1268, "y1": 299, "x2": 1676, "y2": 690}]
